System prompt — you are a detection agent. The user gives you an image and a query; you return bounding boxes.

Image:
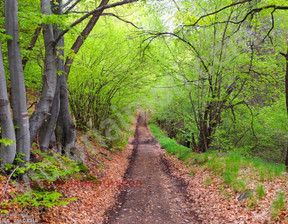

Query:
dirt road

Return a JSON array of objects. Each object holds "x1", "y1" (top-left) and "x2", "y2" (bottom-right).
[{"x1": 106, "y1": 115, "x2": 201, "y2": 224}]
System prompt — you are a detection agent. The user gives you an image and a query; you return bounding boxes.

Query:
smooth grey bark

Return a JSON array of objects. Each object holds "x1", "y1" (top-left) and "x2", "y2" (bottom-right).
[
  {"x1": 39, "y1": 80, "x2": 60, "y2": 152},
  {"x1": 56, "y1": 72, "x2": 77, "y2": 156},
  {"x1": 0, "y1": 40, "x2": 16, "y2": 166},
  {"x1": 40, "y1": 0, "x2": 77, "y2": 157},
  {"x1": 54, "y1": 0, "x2": 77, "y2": 157},
  {"x1": 29, "y1": 0, "x2": 57, "y2": 144},
  {"x1": 55, "y1": 0, "x2": 77, "y2": 156},
  {"x1": 56, "y1": 0, "x2": 110, "y2": 156},
  {"x1": 5, "y1": 0, "x2": 30, "y2": 162},
  {"x1": 39, "y1": 0, "x2": 62, "y2": 152}
]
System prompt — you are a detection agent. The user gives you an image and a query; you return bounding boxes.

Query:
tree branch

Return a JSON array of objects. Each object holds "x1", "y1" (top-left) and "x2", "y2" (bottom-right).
[
  {"x1": 102, "y1": 13, "x2": 140, "y2": 29},
  {"x1": 262, "y1": 8, "x2": 275, "y2": 43},
  {"x1": 63, "y1": 0, "x2": 74, "y2": 8},
  {"x1": 64, "y1": 0, "x2": 81, "y2": 14},
  {"x1": 143, "y1": 32, "x2": 210, "y2": 74},
  {"x1": 184, "y1": 3, "x2": 288, "y2": 41},
  {"x1": 224, "y1": 100, "x2": 246, "y2": 109},
  {"x1": 184, "y1": 0, "x2": 253, "y2": 27},
  {"x1": 54, "y1": 0, "x2": 138, "y2": 46},
  {"x1": 3, "y1": 166, "x2": 19, "y2": 198},
  {"x1": 22, "y1": 27, "x2": 42, "y2": 70}
]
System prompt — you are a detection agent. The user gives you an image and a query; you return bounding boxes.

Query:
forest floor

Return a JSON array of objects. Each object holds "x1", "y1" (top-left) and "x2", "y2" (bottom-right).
[
  {"x1": 105, "y1": 115, "x2": 288, "y2": 224},
  {"x1": 1, "y1": 114, "x2": 288, "y2": 223}
]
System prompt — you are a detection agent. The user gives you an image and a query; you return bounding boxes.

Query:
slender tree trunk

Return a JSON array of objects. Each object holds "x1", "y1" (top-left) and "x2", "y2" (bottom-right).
[
  {"x1": 197, "y1": 129, "x2": 208, "y2": 153},
  {"x1": 191, "y1": 133, "x2": 197, "y2": 151},
  {"x1": 29, "y1": 0, "x2": 57, "y2": 144},
  {"x1": 5, "y1": 0, "x2": 30, "y2": 162},
  {"x1": 0, "y1": 40, "x2": 16, "y2": 166},
  {"x1": 285, "y1": 59, "x2": 288, "y2": 168},
  {"x1": 280, "y1": 50, "x2": 288, "y2": 169}
]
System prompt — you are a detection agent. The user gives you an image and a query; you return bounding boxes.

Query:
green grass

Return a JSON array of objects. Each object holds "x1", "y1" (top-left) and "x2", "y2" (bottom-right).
[
  {"x1": 204, "y1": 176, "x2": 212, "y2": 186},
  {"x1": 149, "y1": 123, "x2": 286, "y2": 194},
  {"x1": 271, "y1": 192, "x2": 286, "y2": 218},
  {"x1": 256, "y1": 184, "x2": 265, "y2": 199},
  {"x1": 149, "y1": 123, "x2": 191, "y2": 160}
]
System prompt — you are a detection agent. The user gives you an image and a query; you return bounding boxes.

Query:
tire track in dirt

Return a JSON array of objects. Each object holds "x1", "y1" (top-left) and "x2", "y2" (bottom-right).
[{"x1": 105, "y1": 114, "x2": 201, "y2": 224}]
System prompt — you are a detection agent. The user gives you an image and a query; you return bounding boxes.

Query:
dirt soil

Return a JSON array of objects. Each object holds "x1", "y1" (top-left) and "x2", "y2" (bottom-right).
[
  {"x1": 4, "y1": 114, "x2": 285, "y2": 223},
  {"x1": 105, "y1": 115, "x2": 201, "y2": 224}
]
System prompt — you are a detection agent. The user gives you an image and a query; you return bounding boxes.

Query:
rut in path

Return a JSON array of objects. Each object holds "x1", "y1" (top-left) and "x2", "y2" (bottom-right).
[{"x1": 105, "y1": 115, "x2": 201, "y2": 224}]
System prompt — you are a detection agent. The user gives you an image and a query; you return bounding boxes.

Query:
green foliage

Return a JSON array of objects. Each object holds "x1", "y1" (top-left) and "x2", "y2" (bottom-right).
[
  {"x1": 271, "y1": 192, "x2": 286, "y2": 218},
  {"x1": 2, "y1": 0, "x2": 288, "y2": 217},
  {"x1": 145, "y1": 0, "x2": 288, "y2": 163},
  {"x1": 1, "y1": 150, "x2": 81, "y2": 211},
  {"x1": 246, "y1": 194, "x2": 258, "y2": 210},
  {"x1": 256, "y1": 184, "x2": 265, "y2": 199},
  {"x1": 12, "y1": 190, "x2": 77, "y2": 208},
  {"x1": 149, "y1": 123, "x2": 191, "y2": 159},
  {"x1": 16, "y1": 150, "x2": 80, "y2": 183},
  {"x1": 0, "y1": 138, "x2": 15, "y2": 147},
  {"x1": 150, "y1": 123, "x2": 285, "y2": 194}
]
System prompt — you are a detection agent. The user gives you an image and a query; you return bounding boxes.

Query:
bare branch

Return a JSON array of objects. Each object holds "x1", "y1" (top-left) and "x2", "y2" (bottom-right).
[
  {"x1": 172, "y1": 0, "x2": 180, "y2": 11},
  {"x1": 202, "y1": 5, "x2": 285, "y2": 27},
  {"x1": 262, "y1": 8, "x2": 275, "y2": 43},
  {"x1": 184, "y1": 2, "x2": 288, "y2": 42},
  {"x1": 143, "y1": 32, "x2": 210, "y2": 74},
  {"x1": 102, "y1": 13, "x2": 140, "y2": 29},
  {"x1": 184, "y1": 0, "x2": 253, "y2": 27},
  {"x1": 3, "y1": 166, "x2": 19, "y2": 198}
]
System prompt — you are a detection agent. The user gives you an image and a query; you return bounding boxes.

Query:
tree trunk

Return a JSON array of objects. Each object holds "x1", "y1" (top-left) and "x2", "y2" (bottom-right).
[
  {"x1": 38, "y1": 80, "x2": 60, "y2": 152},
  {"x1": 56, "y1": 74, "x2": 77, "y2": 156},
  {"x1": 55, "y1": 2, "x2": 78, "y2": 157},
  {"x1": 5, "y1": 0, "x2": 30, "y2": 162},
  {"x1": 38, "y1": 0, "x2": 63, "y2": 152},
  {"x1": 285, "y1": 56, "x2": 288, "y2": 169},
  {"x1": 29, "y1": 0, "x2": 57, "y2": 144},
  {"x1": 0, "y1": 40, "x2": 16, "y2": 166},
  {"x1": 280, "y1": 50, "x2": 288, "y2": 169},
  {"x1": 40, "y1": 0, "x2": 78, "y2": 158},
  {"x1": 191, "y1": 133, "x2": 197, "y2": 151},
  {"x1": 56, "y1": 0, "x2": 109, "y2": 157}
]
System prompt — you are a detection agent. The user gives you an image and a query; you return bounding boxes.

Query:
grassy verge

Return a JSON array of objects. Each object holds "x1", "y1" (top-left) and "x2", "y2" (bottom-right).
[
  {"x1": 149, "y1": 123, "x2": 287, "y2": 218},
  {"x1": 149, "y1": 124, "x2": 190, "y2": 157}
]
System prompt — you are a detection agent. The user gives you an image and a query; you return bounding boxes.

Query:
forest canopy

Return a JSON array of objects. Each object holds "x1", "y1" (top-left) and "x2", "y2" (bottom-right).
[{"x1": 0, "y1": 0, "x2": 288, "y2": 168}]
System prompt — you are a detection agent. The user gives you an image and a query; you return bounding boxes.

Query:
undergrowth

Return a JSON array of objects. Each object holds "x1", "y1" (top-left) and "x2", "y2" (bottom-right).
[
  {"x1": 0, "y1": 150, "x2": 82, "y2": 213},
  {"x1": 149, "y1": 123, "x2": 287, "y2": 218}
]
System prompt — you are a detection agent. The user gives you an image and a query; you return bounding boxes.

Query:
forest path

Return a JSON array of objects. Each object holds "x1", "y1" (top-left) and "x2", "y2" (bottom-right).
[{"x1": 105, "y1": 115, "x2": 201, "y2": 224}]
